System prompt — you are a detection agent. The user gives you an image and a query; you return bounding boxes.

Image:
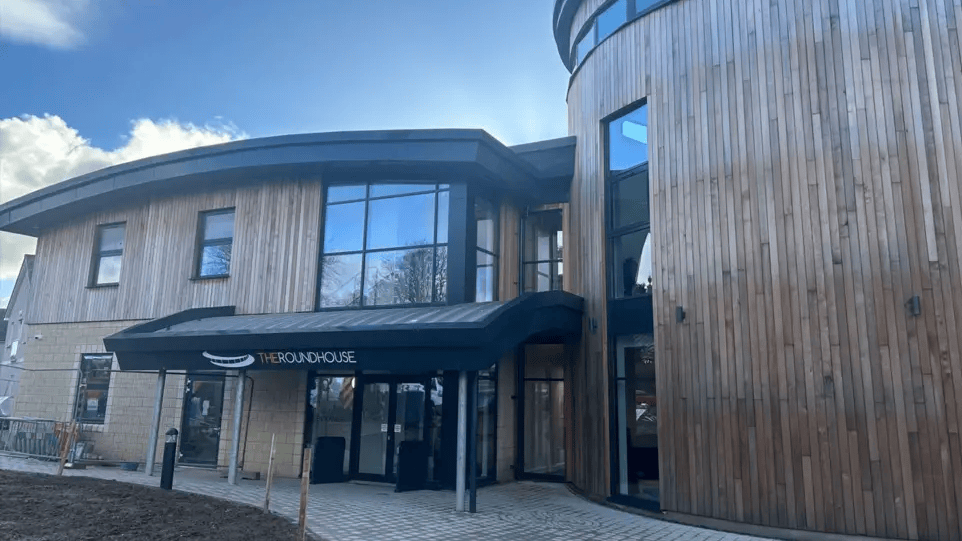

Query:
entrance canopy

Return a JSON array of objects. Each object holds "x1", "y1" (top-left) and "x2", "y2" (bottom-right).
[{"x1": 104, "y1": 291, "x2": 583, "y2": 374}]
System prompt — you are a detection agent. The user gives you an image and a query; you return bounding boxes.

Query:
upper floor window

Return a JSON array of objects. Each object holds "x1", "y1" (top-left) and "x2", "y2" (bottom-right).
[
  {"x1": 607, "y1": 103, "x2": 651, "y2": 298},
  {"x1": 90, "y1": 223, "x2": 125, "y2": 286},
  {"x1": 196, "y1": 209, "x2": 235, "y2": 278},
  {"x1": 522, "y1": 209, "x2": 564, "y2": 293},
  {"x1": 320, "y1": 183, "x2": 449, "y2": 308},
  {"x1": 476, "y1": 198, "x2": 500, "y2": 302}
]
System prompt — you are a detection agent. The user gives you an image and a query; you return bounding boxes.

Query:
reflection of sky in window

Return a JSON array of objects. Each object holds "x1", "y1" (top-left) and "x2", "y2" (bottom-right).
[
  {"x1": 100, "y1": 225, "x2": 125, "y2": 251},
  {"x1": 609, "y1": 105, "x2": 648, "y2": 172},
  {"x1": 323, "y1": 202, "x2": 365, "y2": 253},
  {"x1": 367, "y1": 193, "x2": 436, "y2": 250},
  {"x1": 97, "y1": 255, "x2": 122, "y2": 284},
  {"x1": 204, "y1": 212, "x2": 234, "y2": 240}
]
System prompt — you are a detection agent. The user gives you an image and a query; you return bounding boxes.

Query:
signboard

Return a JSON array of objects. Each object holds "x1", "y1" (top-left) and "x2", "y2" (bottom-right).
[{"x1": 202, "y1": 350, "x2": 356, "y2": 369}]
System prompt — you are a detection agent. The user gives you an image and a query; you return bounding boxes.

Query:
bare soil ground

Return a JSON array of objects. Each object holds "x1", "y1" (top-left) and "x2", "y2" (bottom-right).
[{"x1": 0, "y1": 469, "x2": 311, "y2": 540}]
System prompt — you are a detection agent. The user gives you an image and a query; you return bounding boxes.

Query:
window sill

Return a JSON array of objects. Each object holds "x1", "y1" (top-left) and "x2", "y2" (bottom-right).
[
  {"x1": 190, "y1": 274, "x2": 230, "y2": 282},
  {"x1": 86, "y1": 283, "x2": 119, "y2": 290}
]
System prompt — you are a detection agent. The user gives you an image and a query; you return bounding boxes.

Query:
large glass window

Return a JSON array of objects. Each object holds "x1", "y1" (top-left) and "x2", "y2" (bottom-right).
[
  {"x1": 615, "y1": 334, "x2": 658, "y2": 504},
  {"x1": 522, "y1": 210, "x2": 564, "y2": 293},
  {"x1": 74, "y1": 353, "x2": 112, "y2": 424},
  {"x1": 607, "y1": 103, "x2": 652, "y2": 298},
  {"x1": 196, "y1": 209, "x2": 235, "y2": 278},
  {"x1": 319, "y1": 183, "x2": 449, "y2": 308},
  {"x1": 90, "y1": 223, "x2": 125, "y2": 286},
  {"x1": 521, "y1": 344, "x2": 565, "y2": 479},
  {"x1": 475, "y1": 198, "x2": 499, "y2": 302}
]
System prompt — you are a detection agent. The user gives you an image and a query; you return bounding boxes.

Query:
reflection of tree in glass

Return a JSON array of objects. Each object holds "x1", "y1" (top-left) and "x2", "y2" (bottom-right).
[
  {"x1": 200, "y1": 245, "x2": 232, "y2": 276},
  {"x1": 367, "y1": 248, "x2": 435, "y2": 305},
  {"x1": 322, "y1": 255, "x2": 362, "y2": 306}
]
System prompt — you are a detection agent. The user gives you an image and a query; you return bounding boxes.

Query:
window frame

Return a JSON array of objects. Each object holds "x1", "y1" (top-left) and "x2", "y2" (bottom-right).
[
  {"x1": 194, "y1": 208, "x2": 236, "y2": 279},
  {"x1": 89, "y1": 222, "x2": 126, "y2": 287},
  {"x1": 604, "y1": 101, "x2": 651, "y2": 300},
  {"x1": 475, "y1": 197, "x2": 500, "y2": 303},
  {"x1": 520, "y1": 208, "x2": 564, "y2": 293},
  {"x1": 74, "y1": 353, "x2": 113, "y2": 425},
  {"x1": 317, "y1": 182, "x2": 451, "y2": 310}
]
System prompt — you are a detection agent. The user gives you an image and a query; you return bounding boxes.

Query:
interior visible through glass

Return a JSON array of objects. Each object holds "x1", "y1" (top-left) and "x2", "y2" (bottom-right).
[
  {"x1": 522, "y1": 345, "x2": 565, "y2": 478},
  {"x1": 311, "y1": 376, "x2": 354, "y2": 475},
  {"x1": 616, "y1": 334, "x2": 658, "y2": 503}
]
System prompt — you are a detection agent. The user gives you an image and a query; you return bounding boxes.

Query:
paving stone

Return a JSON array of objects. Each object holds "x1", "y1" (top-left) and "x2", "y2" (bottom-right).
[{"x1": 0, "y1": 454, "x2": 777, "y2": 540}]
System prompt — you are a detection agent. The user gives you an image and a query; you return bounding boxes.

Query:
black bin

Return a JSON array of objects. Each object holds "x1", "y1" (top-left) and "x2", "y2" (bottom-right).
[
  {"x1": 310, "y1": 436, "x2": 345, "y2": 484},
  {"x1": 395, "y1": 440, "x2": 429, "y2": 492}
]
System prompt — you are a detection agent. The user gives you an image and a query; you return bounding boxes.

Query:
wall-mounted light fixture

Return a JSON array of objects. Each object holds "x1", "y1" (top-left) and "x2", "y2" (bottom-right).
[
  {"x1": 906, "y1": 295, "x2": 921, "y2": 317},
  {"x1": 676, "y1": 306, "x2": 686, "y2": 323}
]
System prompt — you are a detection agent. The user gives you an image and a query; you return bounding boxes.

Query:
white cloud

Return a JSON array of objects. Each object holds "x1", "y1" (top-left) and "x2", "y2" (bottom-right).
[
  {"x1": 0, "y1": 114, "x2": 245, "y2": 282},
  {"x1": 0, "y1": 0, "x2": 88, "y2": 49}
]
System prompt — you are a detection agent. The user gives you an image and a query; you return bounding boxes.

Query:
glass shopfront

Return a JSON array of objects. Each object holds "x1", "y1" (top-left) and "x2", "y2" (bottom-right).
[{"x1": 304, "y1": 370, "x2": 496, "y2": 489}]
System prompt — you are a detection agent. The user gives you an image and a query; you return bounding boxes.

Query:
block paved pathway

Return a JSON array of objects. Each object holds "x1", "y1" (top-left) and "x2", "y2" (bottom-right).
[{"x1": 0, "y1": 454, "x2": 775, "y2": 541}]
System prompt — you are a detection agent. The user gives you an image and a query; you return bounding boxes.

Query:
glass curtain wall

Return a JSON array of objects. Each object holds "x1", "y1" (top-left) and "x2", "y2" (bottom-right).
[
  {"x1": 319, "y1": 183, "x2": 449, "y2": 308},
  {"x1": 608, "y1": 104, "x2": 651, "y2": 298},
  {"x1": 522, "y1": 210, "x2": 564, "y2": 292},
  {"x1": 521, "y1": 345, "x2": 565, "y2": 478}
]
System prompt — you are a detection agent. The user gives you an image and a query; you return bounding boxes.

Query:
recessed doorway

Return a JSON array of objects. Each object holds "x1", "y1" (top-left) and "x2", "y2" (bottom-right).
[{"x1": 179, "y1": 374, "x2": 225, "y2": 466}]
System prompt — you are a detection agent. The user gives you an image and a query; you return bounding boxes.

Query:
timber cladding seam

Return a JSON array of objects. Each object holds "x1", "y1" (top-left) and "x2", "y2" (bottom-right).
[{"x1": 566, "y1": 0, "x2": 962, "y2": 539}]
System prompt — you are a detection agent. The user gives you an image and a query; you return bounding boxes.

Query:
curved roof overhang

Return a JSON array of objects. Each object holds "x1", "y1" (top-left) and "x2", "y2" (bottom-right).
[
  {"x1": 0, "y1": 130, "x2": 574, "y2": 236},
  {"x1": 553, "y1": 0, "x2": 583, "y2": 72},
  {"x1": 103, "y1": 291, "x2": 585, "y2": 374}
]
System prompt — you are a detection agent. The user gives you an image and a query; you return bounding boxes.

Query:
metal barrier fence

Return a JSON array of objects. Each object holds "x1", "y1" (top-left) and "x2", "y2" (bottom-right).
[{"x1": 0, "y1": 417, "x2": 76, "y2": 460}]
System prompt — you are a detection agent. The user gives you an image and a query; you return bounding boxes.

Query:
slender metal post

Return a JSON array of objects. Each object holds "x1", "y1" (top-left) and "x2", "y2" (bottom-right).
[
  {"x1": 468, "y1": 371, "x2": 478, "y2": 513},
  {"x1": 145, "y1": 369, "x2": 166, "y2": 476},
  {"x1": 228, "y1": 370, "x2": 246, "y2": 485},
  {"x1": 455, "y1": 370, "x2": 468, "y2": 511}
]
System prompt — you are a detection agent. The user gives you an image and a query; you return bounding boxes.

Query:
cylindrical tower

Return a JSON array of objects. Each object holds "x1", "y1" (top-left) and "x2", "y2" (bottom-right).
[{"x1": 557, "y1": 0, "x2": 962, "y2": 539}]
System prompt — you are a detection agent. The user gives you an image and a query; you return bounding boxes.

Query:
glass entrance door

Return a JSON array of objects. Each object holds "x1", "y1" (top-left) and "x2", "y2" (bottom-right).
[
  {"x1": 179, "y1": 374, "x2": 225, "y2": 466},
  {"x1": 353, "y1": 377, "x2": 428, "y2": 482}
]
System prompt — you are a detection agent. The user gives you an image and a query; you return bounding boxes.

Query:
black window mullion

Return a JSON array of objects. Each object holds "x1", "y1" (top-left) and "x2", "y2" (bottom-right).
[{"x1": 359, "y1": 183, "x2": 371, "y2": 306}]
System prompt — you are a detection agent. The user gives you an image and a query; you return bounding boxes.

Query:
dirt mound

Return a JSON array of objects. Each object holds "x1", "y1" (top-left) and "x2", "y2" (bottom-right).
[{"x1": 0, "y1": 469, "x2": 313, "y2": 540}]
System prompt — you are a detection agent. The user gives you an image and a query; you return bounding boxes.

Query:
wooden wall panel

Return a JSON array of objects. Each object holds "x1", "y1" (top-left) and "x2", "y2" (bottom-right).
[
  {"x1": 31, "y1": 178, "x2": 323, "y2": 324},
  {"x1": 567, "y1": 0, "x2": 962, "y2": 539}
]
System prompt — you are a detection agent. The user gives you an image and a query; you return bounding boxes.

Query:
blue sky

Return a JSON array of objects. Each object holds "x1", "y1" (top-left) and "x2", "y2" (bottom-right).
[{"x1": 0, "y1": 0, "x2": 572, "y2": 305}]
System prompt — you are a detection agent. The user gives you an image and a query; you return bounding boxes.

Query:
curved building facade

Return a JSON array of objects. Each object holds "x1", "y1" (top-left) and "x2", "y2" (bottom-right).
[{"x1": 557, "y1": 0, "x2": 962, "y2": 539}]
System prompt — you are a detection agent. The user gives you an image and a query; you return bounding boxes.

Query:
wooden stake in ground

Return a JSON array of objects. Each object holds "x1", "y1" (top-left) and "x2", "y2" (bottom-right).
[
  {"x1": 298, "y1": 448, "x2": 312, "y2": 541},
  {"x1": 57, "y1": 418, "x2": 78, "y2": 476},
  {"x1": 263, "y1": 434, "x2": 276, "y2": 512}
]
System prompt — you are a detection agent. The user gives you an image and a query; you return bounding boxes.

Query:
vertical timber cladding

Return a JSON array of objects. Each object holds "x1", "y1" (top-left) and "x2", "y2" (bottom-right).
[
  {"x1": 567, "y1": 0, "x2": 962, "y2": 539},
  {"x1": 30, "y1": 178, "x2": 323, "y2": 324}
]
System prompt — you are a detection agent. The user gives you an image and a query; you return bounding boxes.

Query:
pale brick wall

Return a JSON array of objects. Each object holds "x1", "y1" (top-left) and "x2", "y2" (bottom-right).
[
  {"x1": 13, "y1": 322, "x2": 311, "y2": 476},
  {"x1": 12, "y1": 320, "x2": 186, "y2": 464},
  {"x1": 219, "y1": 370, "x2": 307, "y2": 479}
]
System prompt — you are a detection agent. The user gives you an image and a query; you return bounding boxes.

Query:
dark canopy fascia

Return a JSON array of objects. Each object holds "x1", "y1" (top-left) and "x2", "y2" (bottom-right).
[
  {"x1": 0, "y1": 130, "x2": 575, "y2": 236},
  {"x1": 103, "y1": 291, "x2": 584, "y2": 374}
]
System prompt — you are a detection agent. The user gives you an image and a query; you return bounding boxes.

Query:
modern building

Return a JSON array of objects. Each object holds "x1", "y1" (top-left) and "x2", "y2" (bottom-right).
[
  {"x1": 0, "y1": 255, "x2": 35, "y2": 410},
  {"x1": 0, "y1": 1, "x2": 961, "y2": 540}
]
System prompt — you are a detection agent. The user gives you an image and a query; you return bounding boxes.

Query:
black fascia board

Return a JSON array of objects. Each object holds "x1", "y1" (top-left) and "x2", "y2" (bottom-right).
[
  {"x1": 0, "y1": 129, "x2": 551, "y2": 236},
  {"x1": 104, "y1": 291, "x2": 584, "y2": 373},
  {"x1": 553, "y1": 0, "x2": 584, "y2": 71}
]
